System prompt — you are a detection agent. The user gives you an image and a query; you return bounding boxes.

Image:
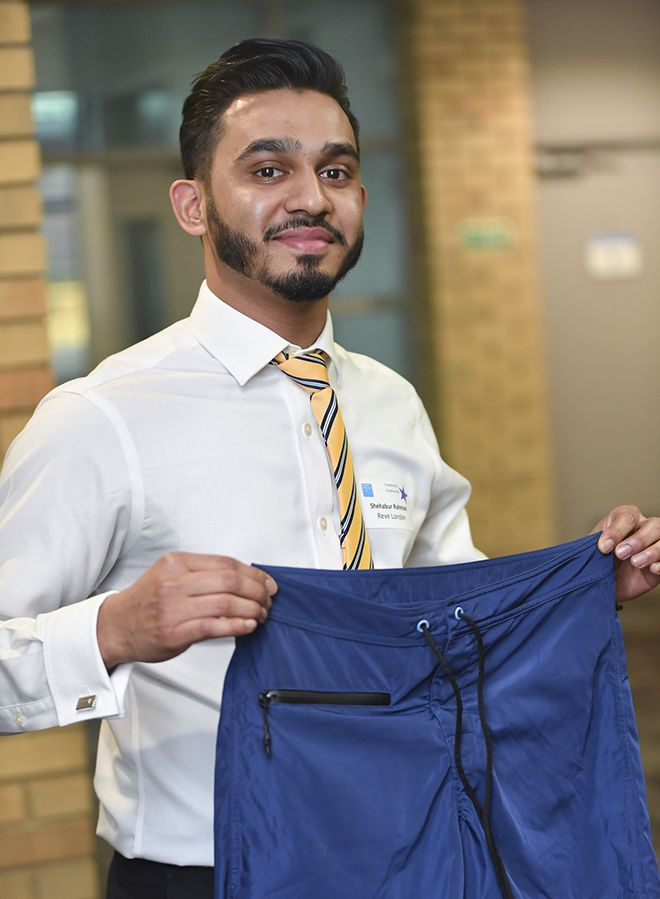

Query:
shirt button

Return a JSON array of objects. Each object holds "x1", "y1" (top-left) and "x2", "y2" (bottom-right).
[
  {"x1": 318, "y1": 516, "x2": 328, "y2": 532},
  {"x1": 15, "y1": 714, "x2": 26, "y2": 728},
  {"x1": 302, "y1": 422, "x2": 313, "y2": 438}
]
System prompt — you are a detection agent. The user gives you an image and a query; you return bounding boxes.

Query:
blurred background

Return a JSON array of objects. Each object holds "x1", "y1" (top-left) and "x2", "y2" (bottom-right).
[{"x1": 0, "y1": 0, "x2": 658, "y2": 895}]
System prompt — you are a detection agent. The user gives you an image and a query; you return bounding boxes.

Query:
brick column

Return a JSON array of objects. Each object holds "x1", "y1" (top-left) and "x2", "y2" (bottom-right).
[
  {"x1": 405, "y1": 0, "x2": 557, "y2": 555},
  {"x1": 0, "y1": 0, "x2": 51, "y2": 452},
  {"x1": 0, "y1": 3, "x2": 100, "y2": 897}
]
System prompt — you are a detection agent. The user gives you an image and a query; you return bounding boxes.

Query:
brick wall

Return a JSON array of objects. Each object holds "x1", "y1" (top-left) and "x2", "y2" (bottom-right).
[
  {"x1": 0, "y1": 3, "x2": 100, "y2": 896},
  {"x1": 405, "y1": 0, "x2": 557, "y2": 556},
  {"x1": 0, "y1": 0, "x2": 51, "y2": 455},
  {"x1": 0, "y1": 728, "x2": 98, "y2": 898}
]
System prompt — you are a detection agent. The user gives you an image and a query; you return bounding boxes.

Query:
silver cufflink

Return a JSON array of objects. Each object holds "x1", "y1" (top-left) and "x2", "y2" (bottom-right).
[{"x1": 75, "y1": 694, "x2": 97, "y2": 712}]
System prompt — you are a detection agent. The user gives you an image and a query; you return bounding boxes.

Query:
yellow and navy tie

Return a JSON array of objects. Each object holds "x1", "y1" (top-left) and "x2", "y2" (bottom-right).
[{"x1": 272, "y1": 350, "x2": 373, "y2": 570}]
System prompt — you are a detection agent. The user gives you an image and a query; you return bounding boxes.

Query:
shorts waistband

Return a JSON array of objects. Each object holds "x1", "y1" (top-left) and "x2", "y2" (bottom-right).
[{"x1": 259, "y1": 534, "x2": 614, "y2": 647}]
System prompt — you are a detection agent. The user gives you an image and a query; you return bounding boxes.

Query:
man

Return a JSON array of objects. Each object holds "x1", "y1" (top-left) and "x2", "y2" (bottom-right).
[{"x1": 0, "y1": 38, "x2": 658, "y2": 898}]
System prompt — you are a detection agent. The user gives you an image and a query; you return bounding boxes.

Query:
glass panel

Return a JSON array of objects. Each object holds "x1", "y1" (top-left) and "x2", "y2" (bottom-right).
[
  {"x1": 31, "y1": 0, "x2": 401, "y2": 150},
  {"x1": 32, "y1": 91, "x2": 79, "y2": 151},
  {"x1": 101, "y1": 88, "x2": 180, "y2": 149},
  {"x1": 333, "y1": 150, "x2": 407, "y2": 300},
  {"x1": 31, "y1": 2, "x2": 267, "y2": 153},
  {"x1": 331, "y1": 306, "x2": 412, "y2": 380},
  {"x1": 40, "y1": 166, "x2": 91, "y2": 382},
  {"x1": 121, "y1": 220, "x2": 168, "y2": 343},
  {"x1": 279, "y1": 0, "x2": 401, "y2": 140}
]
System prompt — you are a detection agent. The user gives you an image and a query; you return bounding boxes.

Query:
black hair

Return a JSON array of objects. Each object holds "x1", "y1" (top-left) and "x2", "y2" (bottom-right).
[{"x1": 179, "y1": 37, "x2": 360, "y2": 181}]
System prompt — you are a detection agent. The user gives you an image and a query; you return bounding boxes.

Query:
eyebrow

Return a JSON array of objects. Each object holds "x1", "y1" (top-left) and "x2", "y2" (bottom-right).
[
  {"x1": 235, "y1": 137, "x2": 360, "y2": 164},
  {"x1": 320, "y1": 141, "x2": 360, "y2": 163},
  {"x1": 236, "y1": 137, "x2": 302, "y2": 161}
]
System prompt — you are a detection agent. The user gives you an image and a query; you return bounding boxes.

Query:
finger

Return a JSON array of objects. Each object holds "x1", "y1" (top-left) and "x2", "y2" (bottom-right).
[
  {"x1": 596, "y1": 505, "x2": 644, "y2": 553},
  {"x1": 177, "y1": 615, "x2": 260, "y2": 646},
  {"x1": 171, "y1": 553, "x2": 278, "y2": 595},
  {"x1": 611, "y1": 516, "x2": 659, "y2": 561},
  {"x1": 617, "y1": 518, "x2": 660, "y2": 567},
  {"x1": 177, "y1": 569, "x2": 274, "y2": 608},
  {"x1": 181, "y1": 593, "x2": 270, "y2": 623}
]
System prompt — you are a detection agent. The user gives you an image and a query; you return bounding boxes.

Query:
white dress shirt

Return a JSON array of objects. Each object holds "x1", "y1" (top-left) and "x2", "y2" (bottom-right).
[{"x1": 0, "y1": 281, "x2": 482, "y2": 865}]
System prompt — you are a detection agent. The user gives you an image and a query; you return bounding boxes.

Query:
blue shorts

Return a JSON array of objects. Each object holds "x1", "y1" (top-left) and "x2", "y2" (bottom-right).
[{"x1": 215, "y1": 535, "x2": 660, "y2": 898}]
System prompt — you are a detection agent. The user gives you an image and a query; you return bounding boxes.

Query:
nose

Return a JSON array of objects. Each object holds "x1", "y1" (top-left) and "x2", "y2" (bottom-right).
[{"x1": 283, "y1": 168, "x2": 332, "y2": 217}]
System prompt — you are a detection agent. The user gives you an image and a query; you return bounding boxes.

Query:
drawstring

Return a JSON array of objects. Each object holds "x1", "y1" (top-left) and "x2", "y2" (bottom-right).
[{"x1": 419, "y1": 615, "x2": 514, "y2": 899}]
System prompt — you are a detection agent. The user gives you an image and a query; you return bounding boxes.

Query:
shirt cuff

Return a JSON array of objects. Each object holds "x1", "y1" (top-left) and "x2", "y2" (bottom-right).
[{"x1": 39, "y1": 593, "x2": 133, "y2": 727}]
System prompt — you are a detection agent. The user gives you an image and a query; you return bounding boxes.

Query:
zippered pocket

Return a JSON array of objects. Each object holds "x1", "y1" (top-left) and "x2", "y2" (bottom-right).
[{"x1": 258, "y1": 689, "x2": 391, "y2": 757}]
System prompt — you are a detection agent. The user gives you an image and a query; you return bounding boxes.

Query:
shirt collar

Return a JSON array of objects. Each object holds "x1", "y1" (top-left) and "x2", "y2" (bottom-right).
[{"x1": 188, "y1": 282, "x2": 337, "y2": 387}]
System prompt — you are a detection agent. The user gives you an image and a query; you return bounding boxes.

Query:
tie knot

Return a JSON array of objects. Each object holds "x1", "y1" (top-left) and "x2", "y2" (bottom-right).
[{"x1": 271, "y1": 350, "x2": 331, "y2": 394}]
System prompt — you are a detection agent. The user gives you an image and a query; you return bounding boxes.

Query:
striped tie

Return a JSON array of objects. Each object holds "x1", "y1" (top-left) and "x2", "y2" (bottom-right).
[{"x1": 272, "y1": 350, "x2": 373, "y2": 570}]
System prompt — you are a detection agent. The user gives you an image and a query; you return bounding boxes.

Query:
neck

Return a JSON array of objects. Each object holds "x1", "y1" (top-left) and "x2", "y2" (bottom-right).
[{"x1": 205, "y1": 263, "x2": 328, "y2": 348}]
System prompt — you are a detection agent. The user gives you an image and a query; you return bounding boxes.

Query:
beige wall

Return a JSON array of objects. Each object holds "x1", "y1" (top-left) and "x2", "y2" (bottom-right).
[
  {"x1": 526, "y1": 0, "x2": 660, "y2": 537},
  {"x1": 0, "y1": 3, "x2": 99, "y2": 897}
]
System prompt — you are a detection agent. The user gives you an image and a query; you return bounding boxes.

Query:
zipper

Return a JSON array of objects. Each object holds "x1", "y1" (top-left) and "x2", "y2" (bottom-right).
[{"x1": 258, "y1": 689, "x2": 391, "y2": 757}]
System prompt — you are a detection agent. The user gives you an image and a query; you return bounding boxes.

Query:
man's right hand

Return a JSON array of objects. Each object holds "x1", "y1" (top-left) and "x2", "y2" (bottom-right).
[{"x1": 96, "y1": 553, "x2": 277, "y2": 669}]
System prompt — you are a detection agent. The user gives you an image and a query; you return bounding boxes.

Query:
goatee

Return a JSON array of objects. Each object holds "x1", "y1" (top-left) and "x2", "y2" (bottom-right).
[{"x1": 206, "y1": 199, "x2": 364, "y2": 303}]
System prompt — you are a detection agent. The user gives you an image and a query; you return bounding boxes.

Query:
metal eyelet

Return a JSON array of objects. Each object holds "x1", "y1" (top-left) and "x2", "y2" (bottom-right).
[
  {"x1": 454, "y1": 606, "x2": 464, "y2": 621},
  {"x1": 416, "y1": 618, "x2": 430, "y2": 633}
]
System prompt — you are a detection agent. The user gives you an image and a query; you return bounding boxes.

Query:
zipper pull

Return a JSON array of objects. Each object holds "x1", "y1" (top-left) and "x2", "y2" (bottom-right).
[{"x1": 258, "y1": 691, "x2": 273, "y2": 757}]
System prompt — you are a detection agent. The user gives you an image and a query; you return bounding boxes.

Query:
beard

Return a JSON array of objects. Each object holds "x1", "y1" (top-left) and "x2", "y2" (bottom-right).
[{"x1": 206, "y1": 198, "x2": 364, "y2": 303}]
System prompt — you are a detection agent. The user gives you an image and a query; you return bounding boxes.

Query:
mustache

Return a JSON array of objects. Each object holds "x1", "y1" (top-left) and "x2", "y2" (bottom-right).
[{"x1": 263, "y1": 216, "x2": 348, "y2": 247}]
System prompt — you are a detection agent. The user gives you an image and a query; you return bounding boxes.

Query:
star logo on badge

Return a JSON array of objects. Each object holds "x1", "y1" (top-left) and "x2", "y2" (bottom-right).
[{"x1": 399, "y1": 486, "x2": 408, "y2": 502}]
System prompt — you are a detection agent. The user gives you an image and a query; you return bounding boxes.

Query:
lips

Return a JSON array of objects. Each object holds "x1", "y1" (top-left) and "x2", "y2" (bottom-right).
[{"x1": 273, "y1": 227, "x2": 334, "y2": 254}]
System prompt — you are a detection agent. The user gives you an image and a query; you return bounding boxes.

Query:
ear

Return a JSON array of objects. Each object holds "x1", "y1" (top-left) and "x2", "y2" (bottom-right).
[
  {"x1": 169, "y1": 179, "x2": 207, "y2": 236},
  {"x1": 360, "y1": 183, "x2": 368, "y2": 212}
]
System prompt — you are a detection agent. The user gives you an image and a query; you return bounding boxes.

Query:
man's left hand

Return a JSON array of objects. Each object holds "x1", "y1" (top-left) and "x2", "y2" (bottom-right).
[{"x1": 591, "y1": 505, "x2": 660, "y2": 602}]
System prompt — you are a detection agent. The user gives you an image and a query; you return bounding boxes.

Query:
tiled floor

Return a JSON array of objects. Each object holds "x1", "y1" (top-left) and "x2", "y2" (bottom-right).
[{"x1": 621, "y1": 585, "x2": 660, "y2": 852}]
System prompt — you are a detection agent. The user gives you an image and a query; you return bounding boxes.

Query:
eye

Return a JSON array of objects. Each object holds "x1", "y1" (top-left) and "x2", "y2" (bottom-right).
[
  {"x1": 254, "y1": 166, "x2": 285, "y2": 180},
  {"x1": 320, "y1": 168, "x2": 349, "y2": 181}
]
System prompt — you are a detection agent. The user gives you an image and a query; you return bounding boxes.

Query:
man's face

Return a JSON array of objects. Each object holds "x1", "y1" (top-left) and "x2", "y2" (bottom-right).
[{"x1": 203, "y1": 89, "x2": 366, "y2": 303}]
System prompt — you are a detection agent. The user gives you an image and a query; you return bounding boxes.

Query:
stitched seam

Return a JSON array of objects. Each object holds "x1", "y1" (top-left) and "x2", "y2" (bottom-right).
[
  {"x1": 128, "y1": 680, "x2": 146, "y2": 857},
  {"x1": 74, "y1": 391, "x2": 145, "y2": 559},
  {"x1": 265, "y1": 615, "x2": 428, "y2": 647},
  {"x1": 228, "y1": 673, "x2": 243, "y2": 897},
  {"x1": 609, "y1": 612, "x2": 643, "y2": 898}
]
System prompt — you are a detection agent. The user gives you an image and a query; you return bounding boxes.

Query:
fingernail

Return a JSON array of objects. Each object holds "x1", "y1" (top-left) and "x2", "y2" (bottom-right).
[
  {"x1": 631, "y1": 552, "x2": 648, "y2": 567},
  {"x1": 244, "y1": 619, "x2": 257, "y2": 631},
  {"x1": 266, "y1": 577, "x2": 278, "y2": 596},
  {"x1": 615, "y1": 543, "x2": 633, "y2": 559},
  {"x1": 600, "y1": 538, "x2": 614, "y2": 553}
]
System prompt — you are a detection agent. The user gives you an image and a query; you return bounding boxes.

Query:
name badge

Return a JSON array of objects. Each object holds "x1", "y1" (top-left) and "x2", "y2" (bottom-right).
[{"x1": 358, "y1": 479, "x2": 413, "y2": 530}]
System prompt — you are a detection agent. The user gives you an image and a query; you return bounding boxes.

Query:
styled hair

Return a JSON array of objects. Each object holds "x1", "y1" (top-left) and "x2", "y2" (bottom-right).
[{"x1": 179, "y1": 37, "x2": 360, "y2": 181}]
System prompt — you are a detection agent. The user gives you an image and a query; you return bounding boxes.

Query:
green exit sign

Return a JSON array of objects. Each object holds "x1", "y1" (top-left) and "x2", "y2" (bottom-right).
[{"x1": 460, "y1": 220, "x2": 515, "y2": 251}]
